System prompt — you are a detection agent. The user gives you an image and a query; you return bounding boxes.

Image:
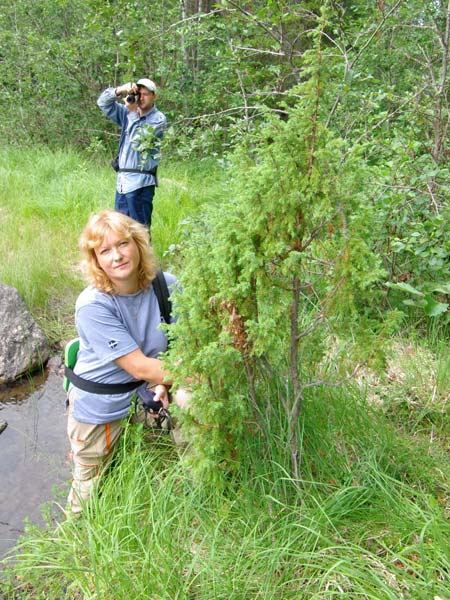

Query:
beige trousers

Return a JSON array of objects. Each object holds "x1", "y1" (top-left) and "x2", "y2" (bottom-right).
[{"x1": 66, "y1": 388, "x2": 191, "y2": 514}]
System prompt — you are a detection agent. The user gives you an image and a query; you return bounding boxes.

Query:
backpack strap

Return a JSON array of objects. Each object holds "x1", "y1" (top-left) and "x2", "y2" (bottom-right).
[
  {"x1": 152, "y1": 270, "x2": 172, "y2": 324},
  {"x1": 64, "y1": 366, "x2": 144, "y2": 395}
]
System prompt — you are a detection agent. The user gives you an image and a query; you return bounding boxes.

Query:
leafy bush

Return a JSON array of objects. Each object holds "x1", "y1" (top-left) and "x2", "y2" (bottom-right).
[{"x1": 167, "y1": 34, "x2": 392, "y2": 486}]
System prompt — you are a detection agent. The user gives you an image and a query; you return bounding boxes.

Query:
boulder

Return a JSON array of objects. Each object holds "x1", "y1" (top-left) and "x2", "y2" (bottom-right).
[{"x1": 0, "y1": 283, "x2": 51, "y2": 383}]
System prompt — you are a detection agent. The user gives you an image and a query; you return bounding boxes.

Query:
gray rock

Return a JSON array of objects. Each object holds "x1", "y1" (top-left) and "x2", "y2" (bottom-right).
[
  {"x1": 0, "y1": 283, "x2": 51, "y2": 384},
  {"x1": 0, "y1": 419, "x2": 7, "y2": 434},
  {"x1": 46, "y1": 353, "x2": 63, "y2": 373}
]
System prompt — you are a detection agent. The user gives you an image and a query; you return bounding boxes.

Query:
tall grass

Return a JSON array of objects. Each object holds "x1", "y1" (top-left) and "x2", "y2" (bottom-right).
[
  {"x1": 2, "y1": 385, "x2": 449, "y2": 599},
  {"x1": 0, "y1": 145, "x2": 226, "y2": 343}
]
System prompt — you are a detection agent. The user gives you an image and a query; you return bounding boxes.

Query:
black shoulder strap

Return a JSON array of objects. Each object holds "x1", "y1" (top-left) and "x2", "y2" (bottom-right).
[
  {"x1": 118, "y1": 166, "x2": 157, "y2": 176},
  {"x1": 152, "y1": 270, "x2": 172, "y2": 324}
]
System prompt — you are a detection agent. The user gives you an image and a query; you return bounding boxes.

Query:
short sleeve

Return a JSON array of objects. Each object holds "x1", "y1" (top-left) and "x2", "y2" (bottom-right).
[{"x1": 76, "y1": 301, "x2": 138, "y2": 366}]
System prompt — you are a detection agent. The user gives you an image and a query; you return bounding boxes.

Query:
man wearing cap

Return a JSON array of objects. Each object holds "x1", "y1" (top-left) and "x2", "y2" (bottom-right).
[{"x1": 97, "y1": 79, "x2": 166, "y2": 229}]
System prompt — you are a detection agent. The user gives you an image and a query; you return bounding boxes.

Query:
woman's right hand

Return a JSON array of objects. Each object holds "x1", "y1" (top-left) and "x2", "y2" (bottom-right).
[{"x1": 153, "y1": 384, "x2": 170, "y2": 410}]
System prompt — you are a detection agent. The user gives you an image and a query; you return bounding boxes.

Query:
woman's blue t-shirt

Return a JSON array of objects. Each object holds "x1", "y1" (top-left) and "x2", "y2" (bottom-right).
[{"x1": 71, "y1": 273, "x2": 176, "y2": 424}]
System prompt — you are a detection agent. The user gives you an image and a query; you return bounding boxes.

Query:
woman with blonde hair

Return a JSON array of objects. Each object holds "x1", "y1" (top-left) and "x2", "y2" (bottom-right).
[{"x1": 66, "y1": 209, "x2": 186, "y2": 514}]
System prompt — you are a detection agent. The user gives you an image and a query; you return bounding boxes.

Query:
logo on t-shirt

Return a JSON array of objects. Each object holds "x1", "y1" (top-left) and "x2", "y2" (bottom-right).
[{"x1": 108, "y1": 339, "x2": 118, "y2": 349}]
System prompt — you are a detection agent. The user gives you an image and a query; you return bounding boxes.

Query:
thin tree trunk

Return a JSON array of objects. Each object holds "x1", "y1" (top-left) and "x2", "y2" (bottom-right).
[
  {"x1": 180, "y1": 0, "x2": 189, "y2": 70},
  {"x1": 289, "y1": 275, "x2": 302, "y2": 485},
  {"x1": 432, "y1": 0, "x2": 450, "y2": 164},
  {"x1": 180, "y1": 0, "x2": 190, "y2": 115}
]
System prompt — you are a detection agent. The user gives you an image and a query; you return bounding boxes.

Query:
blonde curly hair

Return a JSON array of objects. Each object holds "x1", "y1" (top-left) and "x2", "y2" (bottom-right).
[{"x1": 79, "y1": 210, "x2": 157, "y2": 294}]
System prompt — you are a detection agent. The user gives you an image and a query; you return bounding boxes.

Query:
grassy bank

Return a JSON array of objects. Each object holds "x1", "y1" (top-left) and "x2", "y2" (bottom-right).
[{"x1": 0, "y1": 146, "x2": 448, "y2": 599}]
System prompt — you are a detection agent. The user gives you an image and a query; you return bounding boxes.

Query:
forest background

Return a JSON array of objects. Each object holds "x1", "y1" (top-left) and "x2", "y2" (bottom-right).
[{"x1": 0, "y1": 1, "x2": 449, "y2": 599}]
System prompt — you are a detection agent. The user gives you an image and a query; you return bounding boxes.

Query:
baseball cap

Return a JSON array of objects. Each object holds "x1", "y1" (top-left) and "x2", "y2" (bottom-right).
[{"x1": 137, "y1": 78, "x2": 157, "y2": 93}]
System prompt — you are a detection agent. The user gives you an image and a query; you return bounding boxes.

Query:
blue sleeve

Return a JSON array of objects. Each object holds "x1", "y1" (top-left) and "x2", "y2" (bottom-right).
[
  {"x1": 97, "y1": 87, "x2": 129, "y2": 128},
  {"x1": 76, "y1": 301, "x2": 138, "y2": 366}
]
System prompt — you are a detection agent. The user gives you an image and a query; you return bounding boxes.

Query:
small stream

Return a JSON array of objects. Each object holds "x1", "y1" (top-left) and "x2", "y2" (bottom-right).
[{"x1": 0, "y1": 367, "x2": 70, "y2": 559}]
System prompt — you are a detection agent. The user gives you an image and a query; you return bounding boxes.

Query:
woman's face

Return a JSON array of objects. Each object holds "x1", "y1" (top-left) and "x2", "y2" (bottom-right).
[{"x1": 95, "y1": 230, "x2": 140, "y2": 293}]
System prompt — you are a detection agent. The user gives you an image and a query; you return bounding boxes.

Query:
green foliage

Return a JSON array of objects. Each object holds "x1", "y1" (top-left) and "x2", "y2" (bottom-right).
[
  {"x1": 318, "y1": 1, "x2": 450, "y2": 324},
  {"x1": 375, "y1": 144, "x2": 450, "y2": 323},
  {"x1": 166, "y1": 16, "x2": 392, "y2": 484},
  {"x1": 387, "y1": 281, "x2": 450, "y2": 322},
  {"x1": 132, "y1": 123, "x2": 161, "y2": 165},
  {"x1": 0, "y1": 0, "x2": 337, "y2": 153},
  {"x1": 162, "y1": 0, "x2": 450, "y2": 484}
]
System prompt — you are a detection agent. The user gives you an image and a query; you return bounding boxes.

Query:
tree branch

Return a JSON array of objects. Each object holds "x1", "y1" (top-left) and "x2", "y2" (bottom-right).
[
  {"x1": 326, "y1": 0, "x2": 403, "y2": 127},
  {"x1": 224, "y1": 0, "x2": 282, "y2": 45},
  {"x1": 170, "y1": 105, "x2": 287, "y2": 126}
]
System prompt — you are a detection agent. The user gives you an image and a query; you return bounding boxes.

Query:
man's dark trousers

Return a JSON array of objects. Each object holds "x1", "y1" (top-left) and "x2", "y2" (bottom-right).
[{"x1": 115, "y1": 186, "x2": 155, "y2": 227}]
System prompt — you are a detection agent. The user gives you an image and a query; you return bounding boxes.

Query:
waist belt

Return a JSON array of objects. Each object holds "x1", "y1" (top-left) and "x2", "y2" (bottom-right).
[
  {"x1": 118, "y1": 167, "x2": 157, "y2": 176},
  {"x1": 64, "y1": 366, "x2": 144, "y2": 395}
]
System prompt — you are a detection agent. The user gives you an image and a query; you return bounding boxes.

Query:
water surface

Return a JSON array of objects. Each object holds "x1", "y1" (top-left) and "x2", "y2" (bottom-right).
[{"x1": 0, "y1": 371, "x2": 70, "y2": 559}]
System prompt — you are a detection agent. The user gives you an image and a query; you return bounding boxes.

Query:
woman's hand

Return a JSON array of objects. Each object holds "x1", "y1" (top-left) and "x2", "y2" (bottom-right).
[{"x1": 153, "y1": 384, "x2": 170, "y2": 410}]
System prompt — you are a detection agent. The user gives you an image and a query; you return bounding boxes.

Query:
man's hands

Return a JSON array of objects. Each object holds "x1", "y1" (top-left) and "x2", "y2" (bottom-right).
[
  {"x1": 115, "y1": 82, "x2": 139, "y2": 111},
  {"x1": 115, "y1": 82, "x2": 137, "y2": 97}
]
